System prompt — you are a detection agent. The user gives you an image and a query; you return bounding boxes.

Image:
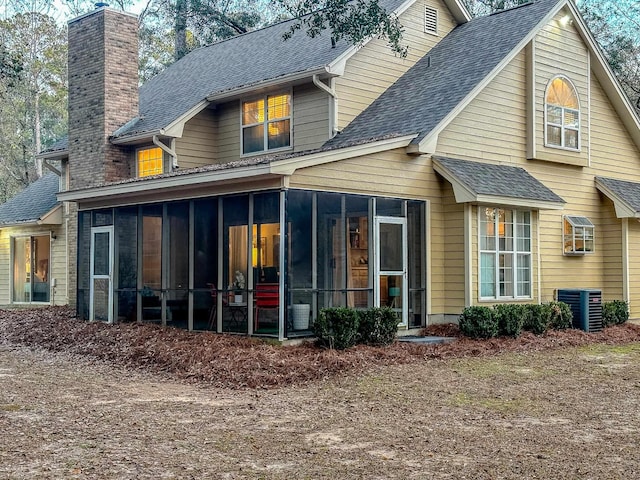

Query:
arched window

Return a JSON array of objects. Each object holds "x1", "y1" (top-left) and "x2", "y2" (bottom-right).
[{"x1": 545, "y1": 76, "x2": 580, "y2": 150}]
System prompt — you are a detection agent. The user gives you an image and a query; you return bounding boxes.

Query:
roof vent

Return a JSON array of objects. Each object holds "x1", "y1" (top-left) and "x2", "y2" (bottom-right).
[{"x1": 424, "y1": 6, "x2": 438, "y2": 35}]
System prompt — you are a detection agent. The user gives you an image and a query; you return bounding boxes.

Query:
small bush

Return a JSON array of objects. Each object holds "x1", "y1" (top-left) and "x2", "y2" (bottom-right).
[
  {"x1": 602, "y1": 300, "x2": 629, "y2": 327},
  {"x1": 458, "y1": 306, "x2": 498, "y2": 339},
  {"x1": 313, "y1": 307, "x2": 360, "y2": 350},
  {"x1": 522, "y1": 304, "x2": 551, "y2": 335},
  {"x1": 494, "y1": 304, "x2": 525, "y2": 338},
  {"x1": 358, "y1": 307, "x2": 399, "y2": 346},
  {"x1": 546, "y1": 301, "x2": 573, "y2": 330}
]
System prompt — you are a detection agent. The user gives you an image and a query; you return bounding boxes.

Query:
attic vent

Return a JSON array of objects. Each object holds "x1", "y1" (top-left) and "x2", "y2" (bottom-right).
[{"x1": 424, "y1": 6, "x2": 438, "y2": 35}]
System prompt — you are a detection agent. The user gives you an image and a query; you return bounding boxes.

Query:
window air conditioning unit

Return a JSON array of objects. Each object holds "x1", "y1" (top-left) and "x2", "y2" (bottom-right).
[{"x1": 556, "y1": 289, "x2": 603, "y2": 333}]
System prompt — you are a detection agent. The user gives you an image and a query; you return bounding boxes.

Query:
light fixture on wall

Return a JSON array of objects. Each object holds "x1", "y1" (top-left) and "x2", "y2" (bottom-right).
[{"x1": 50, "y1": 231, "x2": 57, "y2": 240}]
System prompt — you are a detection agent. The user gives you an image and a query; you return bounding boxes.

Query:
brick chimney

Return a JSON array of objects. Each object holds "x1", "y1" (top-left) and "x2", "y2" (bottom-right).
[{"x1": 67, "y1": 5, "x2": 138, "y2": 189}]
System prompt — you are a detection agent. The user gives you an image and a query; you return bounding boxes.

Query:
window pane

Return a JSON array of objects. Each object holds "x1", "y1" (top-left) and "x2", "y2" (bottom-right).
[
  {"x1": 517, "y1": 253, "x2": 531, "y2": 297},
  {"x1": 242, "y1": 99, "x2": 264, "y2": 125},
  {"x1": 480, "y1": 252, "x2": 495, "y2": 297},
  {"x1": 499, "y1": 253, "x2": 513, "y2": 297},
  {"x1": 138, "y1": 147, "x2": 163, "y2": 177},
  {"x1": 380, "y1": 222, "x2": 403, "y2": 272},
  {"x1": 243, "y1": 124, "x2": 264, "y2": 154},
  {"x1": 547, "y1": 105, "x2": 562, "y2": 124},
  {"x1": 565, "y1": 129, "x2": 578, "y2": 149},
  {"x1": 267, "y1": 94, "x2": 289, "y2": 120},
  {"x1": 267, "y1": 119, "x2": 290, "y2": 149},
  {"x1": 547, "y1": 125, "x2": 561, "y2": 146},
  {"x1": 564, "y1": 109, "x2": 579, "y2": 128}
]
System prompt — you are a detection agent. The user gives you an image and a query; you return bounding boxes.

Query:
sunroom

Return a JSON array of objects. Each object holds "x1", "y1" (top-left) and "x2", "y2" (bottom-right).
[{"x1": 75, "y1": 189, "x2": 427, "y2": 339}]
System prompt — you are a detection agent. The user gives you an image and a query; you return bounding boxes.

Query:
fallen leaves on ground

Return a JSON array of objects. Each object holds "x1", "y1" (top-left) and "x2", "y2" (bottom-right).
[{"x1": 1, "y1": 306, "x2": 640, "y2": 389}]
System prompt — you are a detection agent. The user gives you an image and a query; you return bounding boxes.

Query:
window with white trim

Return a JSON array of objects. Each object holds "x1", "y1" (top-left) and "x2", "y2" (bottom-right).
[
  {"x1": 241, "y1": 92, "x2": 291, "y2": 155},
  {"x1": 424, "y1": 6, "x2": 438, "y2": 35},
  {"x1": 479, "y1": 208, "x2": 531, "y2": 299},
  {"x1": 545, "y1": 76, "x2": 580, "y2": 150},
  {"x1": 563, "y1": 215, "x2": 594, "y2": 254}
]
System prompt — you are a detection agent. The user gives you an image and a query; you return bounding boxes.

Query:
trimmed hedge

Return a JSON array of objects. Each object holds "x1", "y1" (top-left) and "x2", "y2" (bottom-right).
[
  {"x1": 546, "y1": 301, "x2": 573, "y2": 330},
  {"x1": 522, "y1": 304, "x2": 551, "y2": 335},
  {"x1": 314, "y1": 306, "x2": 400, "y2": 349},
  {"x1": 459, "y1": 306, "x2": 498, "y2": 339},
  {"x1": 602, "y1": 300, "x2": 629, "y2": 327},
  {"x1": 494, "y1": 304, "x2": 525, "y2": 338}
]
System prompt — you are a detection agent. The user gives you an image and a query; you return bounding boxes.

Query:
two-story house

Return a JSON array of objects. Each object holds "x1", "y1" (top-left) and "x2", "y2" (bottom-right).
[{"x1": 5, "y1": 0, "x2": 640, "y2": 340}]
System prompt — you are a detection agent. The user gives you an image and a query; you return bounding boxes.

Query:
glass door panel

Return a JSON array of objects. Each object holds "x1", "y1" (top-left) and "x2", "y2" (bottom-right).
[
  {"x1": 375, "y1": 218, "x2": 407, "y2": 326},
  {"x1": 90, "y1": 227, "x2": 113, "y2": 322}
]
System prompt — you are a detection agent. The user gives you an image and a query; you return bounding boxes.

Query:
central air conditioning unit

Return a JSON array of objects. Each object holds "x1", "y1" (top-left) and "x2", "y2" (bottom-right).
[{"x1": 556, "y1": 289, "x2": 603, "y2": 333}]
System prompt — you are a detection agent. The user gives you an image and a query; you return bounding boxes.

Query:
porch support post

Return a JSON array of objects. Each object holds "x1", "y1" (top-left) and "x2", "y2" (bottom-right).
[
  {"x1": 278, "y1": 190, "x2": 286, "y2": 341},
  {"x1": 464, "y1": 203, "x2": 472, "y2": 307}
]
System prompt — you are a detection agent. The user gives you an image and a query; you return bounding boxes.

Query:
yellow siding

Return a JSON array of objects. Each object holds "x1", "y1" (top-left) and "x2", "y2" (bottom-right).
[
  {"x1": 335, "y1": 0, "x2": 458, "y2": 130},
  {"x1": 292, "y1": 83, "x2": 330, "y2": 152},
  {"x1": 175, "y1": 108, "x2": 217, "y2": 169},
  {"x1": 0, "y1": 224, "x2": 67, "y2": 306},
  {"x1": 627, "y1": 221, "x2": 640, "y2": 318},
  {"x1": 533, "y1": 9, "x2": 590, "y2": 166},
  {"x1": 442, "y1": 186, "x2": 464, "y2": 312},
  {"x1": 216, "y1": 100, "x2": 240, "y2": 164}
]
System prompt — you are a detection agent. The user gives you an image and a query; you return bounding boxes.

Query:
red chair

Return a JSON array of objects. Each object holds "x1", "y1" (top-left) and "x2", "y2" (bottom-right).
[{"x1": 254, "y1": 283, "x2": 279, "y2": 331}]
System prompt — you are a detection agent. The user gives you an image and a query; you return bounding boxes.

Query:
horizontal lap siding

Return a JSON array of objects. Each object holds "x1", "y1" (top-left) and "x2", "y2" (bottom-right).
[
  {"x1": 175, "y1": 108, "x2": 216, "y2": 169},
  {"x1": 214, "y1": 100, "x2": 240, "y2": 165},
  {"x1": 335, "y1": 0, "x2": 458, "y2": 130},
  {"x1": 292, "y1": 84, "x2": 330, "y2": 152},
  {"x1": 442, "y1": 189, "x2": 464, "y2": 312},
  {"x1": 534, "y1": 10, "x2": 590, "y2": 166},
  {"x1": 627, "y1": 222, "x2": 640, "y2": 318}
]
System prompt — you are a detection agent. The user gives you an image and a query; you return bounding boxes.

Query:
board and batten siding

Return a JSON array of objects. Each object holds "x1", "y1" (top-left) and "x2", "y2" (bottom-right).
[
  {"x1": 174, "y1": 108, "x2": 217, "y2": 169},
  {"x1": 0, "y1": 224, "x2": 67, "y2": 306},
  {"x1": 532, "y1": 9, "x2": 590, "y2": 166},
  {"x1": 335, "y1": 0, "x2": 458, "y2": 131}
]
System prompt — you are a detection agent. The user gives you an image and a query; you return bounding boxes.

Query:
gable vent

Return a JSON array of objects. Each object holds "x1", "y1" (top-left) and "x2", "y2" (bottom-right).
[{"x1": 424, "y1": 6, "x2": 438, "y2": 35}]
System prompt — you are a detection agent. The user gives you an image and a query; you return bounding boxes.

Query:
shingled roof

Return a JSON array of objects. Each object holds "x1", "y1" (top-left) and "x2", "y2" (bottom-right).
[
  {"x1": 324, "y1": 0, "x2": 563, "y2": 150},
  {"x1": 113, "y1": 0, "x2": 410, "y2": 141},
  {"x1": 0, "y1": 174, "x2": 61, "y2": 226},
  {"x1": 595, "y1": 176, "x2": 640, "y2": 217},
  {"x1": 433, "y1": 156, "x2": 565, "y2": 206}
]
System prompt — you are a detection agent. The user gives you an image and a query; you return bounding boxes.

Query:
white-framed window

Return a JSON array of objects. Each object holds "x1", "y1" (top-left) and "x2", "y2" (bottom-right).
[
  {"x1": 137, "y1": 146, "x2": 164, "y2": 178},
  {"x1": 545, "y1": 76, "x2": 580, "y2": 150},
  {"x1": 241, "y1": 92, "x2": 292, "y2": 155},
  {"x1": 563, "y1": 215, "x2": 594, "y2": 255},
  {"x1": 479, "y1": 207, "x2": 532, "y2": 300},
  {"x1": 424, "y1": 6, "x2": 438, "y2": 35}
]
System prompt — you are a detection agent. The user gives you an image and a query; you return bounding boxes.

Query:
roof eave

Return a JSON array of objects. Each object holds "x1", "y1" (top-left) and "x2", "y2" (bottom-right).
[{"x1": 595, "y1": 177, "x2": 640, "y2": 218}]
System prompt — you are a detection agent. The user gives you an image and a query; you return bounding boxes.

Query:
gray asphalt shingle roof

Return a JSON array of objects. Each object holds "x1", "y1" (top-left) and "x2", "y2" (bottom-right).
[
  {"x1": 324, "y1": 0, "x2": 562, "y2": 149},
  {"x1": 596, "y1": 176, "x2": 640, "y2": 213},
  {"x1": 114, "y1": 0, "x2": 406, "y2": 140},
  {"x1": 0, "y1": 174, "x2": 60, "y2": 226},
  {"x1": 434, "y1": 156, "x2": 565, "y2": 204}
]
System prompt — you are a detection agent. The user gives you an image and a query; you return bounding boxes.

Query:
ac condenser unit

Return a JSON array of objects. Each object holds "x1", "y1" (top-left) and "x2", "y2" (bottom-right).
[{"x1": 556, "y1": 289, "x2": 603, "y2": 333}]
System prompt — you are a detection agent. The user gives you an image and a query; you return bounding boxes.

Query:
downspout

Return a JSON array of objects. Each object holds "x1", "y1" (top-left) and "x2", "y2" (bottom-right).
[
  {"x1": 312, "y1": 74, "x2": 338, "y2": 137},
  {"x1": 153, "y1": 135, "x2": 178, "y2": 170}
]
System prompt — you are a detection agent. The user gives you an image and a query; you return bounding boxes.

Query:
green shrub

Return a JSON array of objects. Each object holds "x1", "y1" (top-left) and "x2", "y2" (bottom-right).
[
  {"x1": 493, "y1": 304, "x2": 525, "y2": 337},
  {"x1": 458, "y1": 306, "x2": 498, "y2": 339},
  {"x1": 522, "y1": 304, "x2": 551, "y2": 335},
  {"x1": 545, "y1": 301, "x2": 573, "y2": 330},
  {"x1": 358, "y1": 307, "x2": 399, "y2": 346},
  {"x1": 313, "y1": 307, "x2": 360, "y2": 350},
  {"x1": 602, "y1": 300, "x2": 629, "y2": 327}
]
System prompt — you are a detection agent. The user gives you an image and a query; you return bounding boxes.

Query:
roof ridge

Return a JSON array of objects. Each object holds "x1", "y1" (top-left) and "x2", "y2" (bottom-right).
[{"x1": 489, "y1": 1, "x2": 535, "y2": 16}]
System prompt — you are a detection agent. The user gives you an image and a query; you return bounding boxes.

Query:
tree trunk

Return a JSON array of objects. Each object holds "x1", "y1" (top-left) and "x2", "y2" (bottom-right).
[{"x1": 174, "y1": 0, "x2": 187, "y2": 61}]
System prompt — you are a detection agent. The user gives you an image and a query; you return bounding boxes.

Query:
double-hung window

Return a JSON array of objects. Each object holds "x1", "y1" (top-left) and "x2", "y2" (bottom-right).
[
  {"x1": 242, "y1": 92, "x2": 291, "y2": 155},
  {"x1": 479, "y1": 208, "x2": 531, "y2": 300},
  {"x1": 545, "y1": 76, "x2": 580, "y2": 150}
]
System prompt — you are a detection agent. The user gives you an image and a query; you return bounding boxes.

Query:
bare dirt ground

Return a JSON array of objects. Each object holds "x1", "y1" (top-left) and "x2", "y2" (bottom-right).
[{"x1": 1, "y1": 308, "x2": 640, "y2": 478}]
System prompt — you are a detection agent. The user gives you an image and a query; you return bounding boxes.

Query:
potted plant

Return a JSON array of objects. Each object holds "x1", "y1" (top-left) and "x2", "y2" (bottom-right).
[{"x1": 231, "y1": 270, "x2": 245, "y2": 303}]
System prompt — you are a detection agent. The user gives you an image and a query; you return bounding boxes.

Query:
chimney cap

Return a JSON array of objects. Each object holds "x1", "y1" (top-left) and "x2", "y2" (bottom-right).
[{"x1": 95, "y1": 2, "x2": 110, "y2": 8}]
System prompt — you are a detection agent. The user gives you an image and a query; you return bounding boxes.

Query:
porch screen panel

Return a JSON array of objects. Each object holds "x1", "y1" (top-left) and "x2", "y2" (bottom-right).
[
  {"x1": 317, "y1": 192, "x2": 344, "y2": 308},
  {"x1": 115, "y1": 207, "x2": 138, "y2": 322},
  {"x1": 12, "y1": 237, "x2": 28, "y2": 302},
  {"x1": 223, "y1": 195, "x2": 249, "y2": 334},
  {"x1": 194, "y1": 198, "x2": 218, "y2": 330},
  {"x1": 167, "y1": 202, "x2": 189, "y2": 328},
  {"x1": 141, "y1": 205, "x2": 162, "y2": 322},
  {"x1": 407, "y1": 201, "x2": 426, "y2": 328},
  {"x1": 346, "y1": 195, "x2": 369, "y2": 308},
  {"x1": 77, "y1": 211, "x2": 92, "y2": 319}
]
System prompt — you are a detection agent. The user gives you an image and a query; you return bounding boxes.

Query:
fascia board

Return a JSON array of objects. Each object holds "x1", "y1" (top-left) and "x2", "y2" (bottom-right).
[
  {"x1": 565, "y1": 1, "x2": 640, "y2": 151},
  {"x1": 432, "y1": 159, "x2": 476, "y2": 202},
  {"x1": 446, "y1": 0, "x2": 472, "y2": 23},
  {"x1": 37, "y1": 150, "x2": 68, "y2": 161},
  {"x1": 473, "y1": 194, "x2": 565, "y2": 210},
  {"x1": 58, "y1": 165, "x2": 275, "y2": 203},
  {"x1": 161, "y1": 99, "x2": 210, "y2": 138},
  {"x1": 414, "y1": 0, "x2": 567, "y2": 154},
  {"x1": 595, "y1": 179, "x2": 640, "y2": 218},
  {"x1": 270, "y1": 135, "x2": 417, "y2": 174}
]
